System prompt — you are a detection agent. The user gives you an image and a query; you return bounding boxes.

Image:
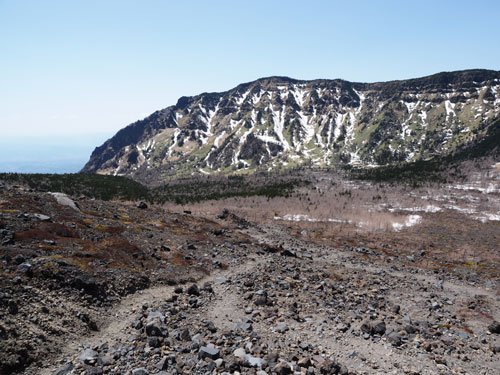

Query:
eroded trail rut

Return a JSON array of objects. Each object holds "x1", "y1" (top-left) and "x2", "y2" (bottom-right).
[
  {"x1": 40, "y1": 254, "x2": 266, "y2": 375},
  {"x1": 38, "y1": 224, "x2": 499, "y2": 375}
]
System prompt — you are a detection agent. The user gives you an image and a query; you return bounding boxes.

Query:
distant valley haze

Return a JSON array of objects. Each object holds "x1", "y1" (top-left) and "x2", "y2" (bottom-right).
[{"x1": 0, "y1": 134, "x2": 112, "y2": 173}]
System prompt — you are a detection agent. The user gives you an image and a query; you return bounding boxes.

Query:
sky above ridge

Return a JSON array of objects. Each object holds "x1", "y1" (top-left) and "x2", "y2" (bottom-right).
[{"x1": 0, "y1": 0, "x2": 499, "y2": 171}]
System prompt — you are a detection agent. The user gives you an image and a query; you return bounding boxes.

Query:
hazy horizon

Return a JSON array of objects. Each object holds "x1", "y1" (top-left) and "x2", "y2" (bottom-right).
[{"x1": 0, "y1": 133, "x2": 113, "y2": 173}]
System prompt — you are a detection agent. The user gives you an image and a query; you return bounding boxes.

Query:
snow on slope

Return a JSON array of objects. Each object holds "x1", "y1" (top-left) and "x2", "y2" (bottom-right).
[{"x1": 82, "y1": 71, "x2": 500, "y2": 178}]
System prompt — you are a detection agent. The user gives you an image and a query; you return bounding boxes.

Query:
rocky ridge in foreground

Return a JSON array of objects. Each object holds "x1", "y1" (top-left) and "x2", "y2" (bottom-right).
[
  {"x1": 0, "y1": 182, "x2": 498, "y2": 375},
  {"x1": 44, "y1": 223, "x2": 500, "y2": 375}
]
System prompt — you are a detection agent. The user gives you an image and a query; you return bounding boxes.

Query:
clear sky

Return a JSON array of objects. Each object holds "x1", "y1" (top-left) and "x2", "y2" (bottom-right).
[{"x1": 0, "y1": 0, "x2": 499, "y2": 171}]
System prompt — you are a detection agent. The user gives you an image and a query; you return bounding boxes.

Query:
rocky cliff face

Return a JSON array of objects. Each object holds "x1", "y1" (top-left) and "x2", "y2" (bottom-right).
[{"x1": 82, "y1": 70, "x2": 500, "y2": 183}]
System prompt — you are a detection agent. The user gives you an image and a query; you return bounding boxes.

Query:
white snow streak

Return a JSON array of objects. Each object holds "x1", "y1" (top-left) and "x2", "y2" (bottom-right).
[
  {"x1": 418, "y1": 110, "x2": 427, "y2": 127},
  {"x1": 252, "y1": 90, "x2": 264, "y2": 105},
  {"x1": 392, "y1": 215, "x2": 422, "y2": 231},
  {"x1": 333, "y1": 113, "x2": 346, "y2": 142},
  {"x1": 292, "y1": 85, "x2": 307, "y2": 107},
  {"x1": 230, "y1": 119, "x2": 240, "y2": 130},
  {"x1": 444, "y1": 100, "x2": 455, "y2": 122},
  {"x1": 389, "y1": 205, "x2": 442, "y2": 213},
  {"x1": 297, "y1": 111, "x2": 314, "y2": 144},
  {"x1": 346, "y1": 112, "x2": 356, "y2": 143},
  {"x1": 474, "y1": 213, "x2": 500, "y2": 222},
  {"x1": 167, "y1": 129, "x2": 181, "y2": 157},
  {"x1": 353, "y1": 89, "x2": 365, "y2": 114},
  {"x1": 404, "y1": 101, "x2": 417, "y2": 113},
  {"x1": 271, "y1": 105, "x2": 290, "y2": 151},
  {"x1": 175, "y1": 112, "x2": 183, "y2": 123},
  {"x1": 213, "y1": 131, "x2": 226, "y2": 148},
  {"x1": 236, "y1": 90, "x2": 250, "y2": 105},
  {"x1": 256, "y1": 135, "x2": 280, "y2": 144}
]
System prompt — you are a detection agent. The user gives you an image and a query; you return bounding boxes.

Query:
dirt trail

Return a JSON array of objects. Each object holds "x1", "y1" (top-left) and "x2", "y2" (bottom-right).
[
  {"x1": 40, "y1": 255, "x2": 266, "y2": 375},
  {"x1": 36, "y1": 222, "x2": 499, "y2": 375},
  {"x1": 204, "y1": 278, "x2": 247, "y2": 332}
]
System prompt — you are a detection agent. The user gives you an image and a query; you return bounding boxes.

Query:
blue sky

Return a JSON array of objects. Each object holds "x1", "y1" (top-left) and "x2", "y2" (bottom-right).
[{"x1": 0, "y1": 0, "x2": 499, "y2": 171}]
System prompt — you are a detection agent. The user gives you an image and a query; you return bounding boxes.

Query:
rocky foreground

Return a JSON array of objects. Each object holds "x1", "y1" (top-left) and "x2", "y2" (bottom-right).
[{"x1": 0, "y1": 182, "x2": 499, "y2": 375}]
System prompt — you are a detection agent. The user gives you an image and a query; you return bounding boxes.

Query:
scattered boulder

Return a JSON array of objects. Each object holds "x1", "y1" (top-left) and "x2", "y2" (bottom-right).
[
  {"x1": 276, "y1": 322, "x2": 289, "y2": 333},
  {"x1": 73, "y1": 275, "x2": 98, "y2": 295},
  {"x1": 387, "y1": 331, "x2": 403, "y2": 346},
  {"x1": 361, "y1": 320, "x2": 386, "y2": 336},
  {"x1": 273, "y1": 361, "x2": 292, "y2": 375},
  {"x1": 232, "y1": 320, "x2": 253, "y2": 333},
  {"x1": 319, "y1": 359, "x2": 344, "y2": 374},
  {"x1": 198, "y1": 346, "x2": 220, "y2": 360},
  {"x1": 297, "y1": 357, "x2": 312, "y2": 368},
  {"x1": 51, "y1": 363, "x2": 74, "y2": 375},
  {"x1": 17, "y1": 263, "x2": 33, "y2": 276},
  {"x1": 85, "y1": 367, "x2": 103, "y2": 375},
  {"x1": 233, "y1": 348, "x2": 246, "y2": 359},
  {"x1": 50, "y1": 192, "x2": 80, "y2": 211},
  {"x1": 78, "y1": 349, "x2": 98, "y2": 364},
  {"x1": 32, "y1": 213, "x2": 51, "y2": 221},
  {"x1": 155, "y1": 357, "x2": 169, "y2": 371},
  {"x1": 246, "y1": 355, "x2": 264, "y2": 368},
  {"x1": 148, "y1": 336, "x2": 161, "y2": 348},
  {"x1": 280, "y1": 249, "x2": 297, "y2": 257},
  {"x1": 187, "y1": 284, "x2": 200, "y2": 296},
  {"x1": 490, "y1": 343, "x2": 500, "y2": 354},
  {"x1": 217, "y1": 208, "x2": 229, "y2": 219},
  {"x1": 12, "y1": 254, "x2": 26, "y2": 265},
  {"x1": 180, "y1": 327, "x2": 191, "y2": 341},
  {"x1": 145, "y1": 311, "x2": 167, "y2": 337},
  {"x1": 206, "y1": 321, "x2": 217, "y2": 333},
  {"x1": 0, "y1": 229, "x2": 15, "y2": 245},
  {"x1": 8, "y1": 300, "x2": 18, "y2": 314},
  {"x1": 132, "y1": 368, "x2": 149, "y2": 375},
  {"x1": 488, "y1": 321, "x2": 500, "y2": 334},
  {"x1": 137, "y1": 201, "x2": 148, "y2": 209}
]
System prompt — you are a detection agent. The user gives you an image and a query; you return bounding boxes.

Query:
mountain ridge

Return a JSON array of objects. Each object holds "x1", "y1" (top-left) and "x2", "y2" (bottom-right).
[{"x1": 82, "y1": 69, "x2": 500, "y2": 184}]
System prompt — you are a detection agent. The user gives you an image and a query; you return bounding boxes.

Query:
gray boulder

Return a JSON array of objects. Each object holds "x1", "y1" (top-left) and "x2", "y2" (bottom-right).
[
  {"x1": 78, "y1": 348, "x2": 98, "y2": 364},
  {"x1": 50, "y1": 192, "x2": 80, "y2": 211},
  {"x1": 199, "y1": 346, "x2": 220, "y2": 360},
  {"x1": 51, "y1": 363, "x2": 74, "y2": 375},
  {"x1": 488, "y1": 321, "x2": 500, "y2": 334},
  {"x1": 145, "y1": 311, "x2": 167, "y2": 337}
]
